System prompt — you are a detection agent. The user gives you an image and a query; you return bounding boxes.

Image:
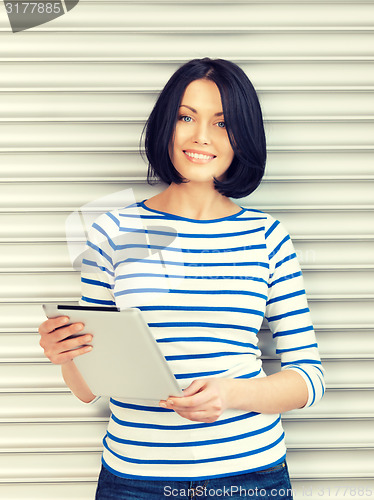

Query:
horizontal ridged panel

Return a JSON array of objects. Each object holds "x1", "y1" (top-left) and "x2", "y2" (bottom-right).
[
  {"x1": 283, "y1": 419, "x2": 374, "y2": 448},
  {"x1": 1, "y1": 210, "x2": 373, "y2": 237},
  {"x1": 0, "y1": 300, "x2": 373, "y2": 330},
  {"x1": 0, "y1": 421, "x2": 108, "y2": 450},
  {"x1": 0, "y1": 390, "x2": 372, "y2": 421},
  {"x1": 0, "y1": 359, "x2": 372, "y2": 390},
  {"x1": 0, "y1": 451, "x2": 102, "y2": 480},
  {"x1": 1, "y1": 2, "x2": 373, "y2": 30},
  {"x1": 259, "y1": 329, "x2": 374, "y2": 358},
  {"x1": 0, "y1": 483, "x2": 97, "y2": 498},
  {"x1": 1, "y1": 180, "x2": 373, "y2": 208},
  {"x1": 266, "y1": 151, "x2": 374, "y2": 176},
  {"x1": 287, "y1": 390, "x2": 374, "y2": 419},
  {"x1": 1, "y1": 270, "x2": 374, "y2": 297},
  {"x1": 2, "y1": 239, "x2": 373, "y2": 268},
  {"x1": 0, "y1": 0, "x2": 372, "y2": 494},
  {"x1": 0, "y1": 333, "x2": 48, "y2": 359},
  {"x1": 0, "y1": 449, "x2": 372, "y2": 481},
  {"x1": 0, "y1": 152, "x2": 146, "y2": 178},
  {"x1": 1, "y1": 91, "x2": 373, "y2": 119},
  {"x1": 1, "y1": 419, "x2": 372, "y2": 452},
  {"x1": 287, "y1": 449, "x2": 374, "y2": 478},
  {"x1": 3, "y1": 151, "x2": 374, "y2": 179},
  {"x1": 0, "y1": 62, "x2": 373, "y2": 89},
  {"x1": 1, "y1": 328, "x2": 373, "y2": 360},
  {"x1": 0, "y1": 122, "x2": 372, "y2": 148},
  {"x1": 0, "y1": 363, "x2": 67, "y2": 390},
  {"x1": 264, "y1": 359, "x2": 374, "y2": 386},
  {"x1": 269, "y1": 211, "x2": 374, "y2": 236},
  {"x1": 290, "y1": 300, "x2": 374, "y2": 327},
  {"x1": 2, "y1": 33, "x2": 373, "y2": 59},
  {"x1": 0, "y1": 393, "x2": 111, "y2": 420}
]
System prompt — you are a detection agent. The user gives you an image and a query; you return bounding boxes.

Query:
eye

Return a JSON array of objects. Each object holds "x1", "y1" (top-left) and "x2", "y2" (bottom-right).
[
  {"x1": 216, "y1": 121, "x2": 226, "y2": 128},
  {"x1": 179, "y1": 115, "x2": 193, "y2": 123}
]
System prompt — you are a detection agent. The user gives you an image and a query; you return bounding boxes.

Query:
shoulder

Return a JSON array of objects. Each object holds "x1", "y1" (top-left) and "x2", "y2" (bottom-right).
[
  {"x1": 239, "y1": 208, "x2": 293, "y2": 252},
  {"x1": 91, "y1": 202, "x2": 143, "y2": 231},
  {"x1": 239, "y1": 207, "x2": 281, "y2": 232},
  {"x1": 85, "y1": 203, "x2": 144, "y2": 250}
]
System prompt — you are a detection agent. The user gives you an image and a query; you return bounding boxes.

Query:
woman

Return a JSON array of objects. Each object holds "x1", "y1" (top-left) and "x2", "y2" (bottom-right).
[{"x1": 39, "y1": 58, "x2": 325, "y2": 499}]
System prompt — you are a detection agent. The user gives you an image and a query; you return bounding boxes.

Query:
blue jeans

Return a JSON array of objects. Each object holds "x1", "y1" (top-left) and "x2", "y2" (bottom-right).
[{"x1": 95, "y1": 461, "x2": 293, "y2": 499}]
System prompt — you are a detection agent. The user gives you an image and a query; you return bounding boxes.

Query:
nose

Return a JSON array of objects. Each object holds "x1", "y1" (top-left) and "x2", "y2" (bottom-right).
[{"x1": 193, "y1": 122, "x2": 211, "y2": 145}]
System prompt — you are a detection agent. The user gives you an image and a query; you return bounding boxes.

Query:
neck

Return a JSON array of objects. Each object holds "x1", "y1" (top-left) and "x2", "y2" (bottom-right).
[{"x1": 147, "y1": 182, "x2": 240, "y2": 220}]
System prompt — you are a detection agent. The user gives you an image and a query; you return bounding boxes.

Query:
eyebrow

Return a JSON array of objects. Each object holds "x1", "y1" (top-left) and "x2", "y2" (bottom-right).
[{"x1": 179, "y1": 105, "x2": 223, "y2": 117}]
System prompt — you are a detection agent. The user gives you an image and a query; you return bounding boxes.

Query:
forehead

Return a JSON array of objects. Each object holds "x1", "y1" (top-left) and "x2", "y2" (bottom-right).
[{"x1": 180, "y1": 79, "x2": 223, "y2": 111}]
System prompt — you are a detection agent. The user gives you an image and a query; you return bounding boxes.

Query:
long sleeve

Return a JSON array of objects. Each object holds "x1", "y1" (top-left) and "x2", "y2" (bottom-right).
[
  {"x1": 79, "y1": 202, "x2": 321, "y2": 479},
  {"x1": 264, "y1": 216, "x2": 325, "y2": 408}
]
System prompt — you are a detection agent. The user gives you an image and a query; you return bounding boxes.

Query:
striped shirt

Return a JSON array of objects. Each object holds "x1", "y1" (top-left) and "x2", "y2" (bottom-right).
[{"x1": 80, "y1": 200, "x2": 325, "y2": 480}]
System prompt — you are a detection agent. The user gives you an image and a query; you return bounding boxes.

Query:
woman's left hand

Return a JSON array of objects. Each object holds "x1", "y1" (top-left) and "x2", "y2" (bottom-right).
[{"x1": 159, "y1": 378, "x2": 232, "y2": 423}]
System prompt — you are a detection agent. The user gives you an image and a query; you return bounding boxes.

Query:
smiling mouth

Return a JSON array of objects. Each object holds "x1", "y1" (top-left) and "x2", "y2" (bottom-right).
[{"x1": 184, "y1": 151, "x2": 216, "y2": 160}]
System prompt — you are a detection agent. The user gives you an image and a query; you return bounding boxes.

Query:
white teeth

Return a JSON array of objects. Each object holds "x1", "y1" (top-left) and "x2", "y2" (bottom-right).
[{"x1": 185, "y1": 151, "x2": 214, "y2": 160}]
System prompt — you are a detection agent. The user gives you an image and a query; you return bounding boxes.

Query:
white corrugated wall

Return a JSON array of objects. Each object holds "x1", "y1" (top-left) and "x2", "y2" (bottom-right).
[{"x1": 0, "y1": 1, "x2": 373, "y2": 497}]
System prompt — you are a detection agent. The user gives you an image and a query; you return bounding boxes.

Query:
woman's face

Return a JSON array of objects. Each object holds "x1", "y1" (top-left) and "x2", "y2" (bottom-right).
[{"x1": 169, "y1": 79, "x2": 235, "y2": 186}]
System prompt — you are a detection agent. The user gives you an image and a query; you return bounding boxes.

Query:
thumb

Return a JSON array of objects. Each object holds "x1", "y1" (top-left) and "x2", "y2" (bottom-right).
[{"x1": 182, "y1": 379, "x2": 206, "y2": 397}]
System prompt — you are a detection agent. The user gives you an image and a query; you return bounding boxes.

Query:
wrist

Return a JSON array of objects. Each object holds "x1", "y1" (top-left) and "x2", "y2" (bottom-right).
[
  {"x1": 61, "y1": 358, "x2": 75, "y2": 369},
  {"x1": 223, "y1": 372, "x2": 309, "y2": 414},
  {"x1": 222, "y1": 378, "x2": 250, "y2": 410}
]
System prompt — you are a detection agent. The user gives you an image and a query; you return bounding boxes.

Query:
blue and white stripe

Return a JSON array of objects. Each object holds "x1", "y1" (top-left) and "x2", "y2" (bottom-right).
[{"x1": 80, "y1": 200, "x2": 325, "y2": 480}]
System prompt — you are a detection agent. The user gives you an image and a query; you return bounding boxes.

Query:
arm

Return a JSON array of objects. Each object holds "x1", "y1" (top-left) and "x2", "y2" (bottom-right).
[
  {"x1": 73, "y1": 213, "x2": 117, "y2": 401},
  {"x1": 161, "y1": 217, "x2": 325, "y2": 421},
  {"x1": 263, "y1": 216, "x2": 325, "y2": 409},
  {"x1": 38, "y1": 316, "x2": 96, "y2": 403},
  {"x1": 227, "y1": 365, "x2": 308, "y2": 414},
  {"x1": 160, "y1": 371, "x2": 307, "y2": 422},
  {"x1": 39, "y1": 214, "x2": 116, "y2": 404},
  {"x1": 61, "y1": 359, "x2": 97, "y2": 403}
]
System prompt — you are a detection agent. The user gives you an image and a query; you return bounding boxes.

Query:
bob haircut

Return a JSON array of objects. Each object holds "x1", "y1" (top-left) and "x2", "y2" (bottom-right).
[{"x1": 142, "y1": 57, "x2": 266, "y2": 199}]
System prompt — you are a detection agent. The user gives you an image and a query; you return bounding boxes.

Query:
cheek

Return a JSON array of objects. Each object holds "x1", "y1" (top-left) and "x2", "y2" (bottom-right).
[
  {"x1": 226, "y1": 144, "x2": 235, "y2": 159},
  {"x1": 168, "y1": 141, "x2": 173, "y2": 161},
  {"x1": 173, "y1": 124, "x2": 190, "y2": 146},
  {"x1": 168, "y1": 130, "x2": 178, "y2": 161},
  {"x1": 214, "y1": 129, "x2": 234, "y2": 157},
  {"x1": 222, "y1": 140, "x2": 235, "y2": 162}
]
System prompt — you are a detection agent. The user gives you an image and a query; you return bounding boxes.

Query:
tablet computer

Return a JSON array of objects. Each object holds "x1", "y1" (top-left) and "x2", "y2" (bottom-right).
[{"x1": 42, "y1": 304, "x2": 183, "y2": 401}]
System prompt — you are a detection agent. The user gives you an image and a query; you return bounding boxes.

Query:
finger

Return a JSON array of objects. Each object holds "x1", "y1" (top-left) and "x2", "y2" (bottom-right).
[
  {"x1": 55, "y1": 344, "x2": 93, "y2": 365},
  {"x1": 41, "y1": 323, "x2": 85, "y2": 346},
  {"x1": 173, "y1": 409, "x2": 216, "y2": 423},
  {"x1": 58, "y1": 334, "x2": 93, "y2": 352},
  {"x1": 166, "y1": 391, "x2": 210, "y2": 411},
  {"x1": 166, "y1": 379, "x2": 207, "y2": 408},
  {"x1": 53, "y1": 323, "x2": 85, "y2": 342},
  {"x1": 159, "y1": 379, "x2": 209, "y2": 409},
  {"x1": 39, "y1": 316, "x2": 70, "y2": 335}
]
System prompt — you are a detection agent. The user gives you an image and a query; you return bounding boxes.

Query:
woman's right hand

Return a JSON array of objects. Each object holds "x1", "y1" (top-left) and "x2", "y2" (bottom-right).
[{"x1": 38, "y1": 316, "x2": 93, "y2": 365}]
